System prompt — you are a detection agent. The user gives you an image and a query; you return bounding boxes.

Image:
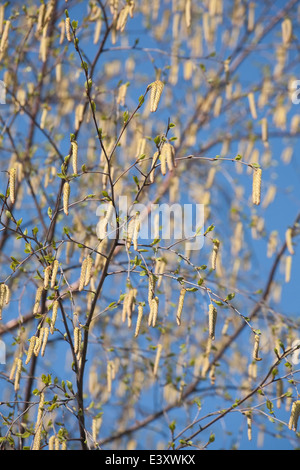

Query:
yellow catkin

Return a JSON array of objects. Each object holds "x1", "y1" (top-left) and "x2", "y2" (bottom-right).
[
  {"x1": 41, "y1": 327, "x2": 49, "y2": 356},
  {"x1": 48, "y1": 435, "x2": 56, "y2": 450},
  {"x1": 247, "y1": 2, "x2": 255, "y2": 32},
  {"x1": 253, "y1": 334, "x2": 262, "y2": 361},
  {"x1": 9, "y1": 357, "x2": 18, "y2": 381},
  {"x1": 261, "y1": 117, "x2": 268, "y2": 142},
  {"x1": 74, "y1": 326, "x2": 81, "y2": 355},
  {"x1": 122, "y1": 292, "x2": 129, "y2": 323},
  {"x1": 246, "y1": 412, "x2": 252, "y2": 441},
  {"x1": 0, "y1": 283, "x2": 10, "y2": 319},
  {"x1": 276, "y1": 379, "x2": 283, "y2": 409},
  {"x1": 149, "y1": 80, "x2": 164, "y2": 112},
  {"x1": 37, "y1": 3, "x2": 46, "y2": 33},
  {"x1": 65, "y1": 17, "x2": 71, "y2": 41},
  {"x1": 185, "y1": 0, "x2": 191, "y2": 28},
  {"x1": 50, "y1": 300, "x2": 58, "y2": 334},
  {"x1": 153, "y1": 344, "x2": 163, "y2": 377},
  {"x1": 32, "y1": 393, "x2": 45, "y2": 450},
  {"x1": 0, "y1": 19, "x2": 10, "y2": 52},
  {"x1": 71, "y1": 140, "x2": 78, "y2": 174},
  {"x1": 51, "y1": 260, "x2": 59, "y2": 288},
  {"x1": 282, "y1": 18, "x2": 292, "y2": 44},
  {"x1": 79, "y1": 258, "x2": 88, "y2": 291},
  {"x1": 133, "y1": 216, "x2": 140, "y2": 251},
  {"x1": 63, "y1": 181, "x2": 70, "y2": 216},
  {"x1": 25, "y1": 336, "x2": 37, "y2": 365},
  {"x1": 252, "y1": 168, "x2": 262, "y2": 205},
  {"x1": 211, "y1": 239, "x2": 220, "y2": 270},
  {"x1": 0, "y1": 4, "x2": 5, "y2": 35},
  {"x1": 14, "y1": 358, "x2": 22, "y2": 391},
  {"x1": 208, "y1": 303, "x2": 217, "y2": 340},
  {"x1": 126, "y1": 288, "x2": 137, "y2": 328},
  {"x1": 176, "y1": 288, "x2": 186, "y2": 326},
  {"x1": 248, "y1": 92, "x2": 257, "y2": 119},
  {"x1": 148, "y1": 273, "x2": 156, "y2": 306},
  {"x1": 40, "y1": 107, "x2": 48, "y2": 129},
  {"x1": 164, "y1": 142, "x2": 176, "y2": 172},
  {"x1": 285, "y1": 227, "x2": 294, "y2": 255},
  {"x1": 151, "y1": 296, "x2": 159, "y2": 327},
  {"x1": 107, "y1": 361, "x2": 112, "y2": 394},
  {"x1": 288, "y1": 400, "x2": 300, "y2": 431},
  {"x1": 134, "y1": 304, "x2": 143, "y2": 337},
  {"x1": 84, "y1": 256, "x2": 93, "y2": 287},
  {"x1": 9, "y1": 168, "x2": 16, "y2": 204},
  {"x1": 285, "y1": 255, "x2": 292, "y2": 283},
  {"x1": 34, "y1": 336, "x2": 42, "y2": 357},
  {"x1": 43, "y1": 265, "x2": 52, "y2": 289}
]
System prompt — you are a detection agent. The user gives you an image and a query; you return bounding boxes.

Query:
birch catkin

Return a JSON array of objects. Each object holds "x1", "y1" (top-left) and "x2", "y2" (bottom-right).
[
  {"x1": 253, "y1": 334, "x2": 262, "y2": 361},
  {"x1": 0, "y1": 283, "x2": 10, "y2": 319},
  {"x1": 51, "y1": 260, "x2": 59, "y2": 288},
  {"x1": 0, "y1": 20, "x2": 10, "y2": 52},
  {"x1": 252, "y1": 168, "x2": 262, "y2": 205},
  {"x1": 208, "y1": 303, "x2": 217, "y2": 340},
  {"x1": 134, "y1": 304, "x2": 143, "y2": 338},
  {"x1": 153, "y1": 343, "x2": 163, "y2": 377},
  {"x1": 65, "y1": 16, "x2": 72, "y2": 41},
  {"x1": 211, "y1": 239, "x2": 220, "y2": 270},
  {"x1": 71, "y1": 140, "x2": 78, "y2": 174},
  {"x1": 50, "y1": 300, "x2": 58, "y2": 334},
  {"x1": 282, "y1": 18, "x2": 292, "y2": 44},
  {"x1": 14, "y1": 358, "x2": 22, "y2": 391},
  {"x1": 248, "y1": 92, "x2": 257, "y2": 119},
  {"x1": 25, "y1": 336, "x2": 37, "y2": 365},
  {"x1": 288, "y1": 400, "x2": 300, "y2": 431},
  {"x1": 285, "y1": 227, "x2": 294, "y2": 255},
  {"x1": 41, "y1": 327, "x2": 49, "y2": 356},
  {"x1": 176, "y1": 288, "x2": 186, "y2": 326},
  {"x1": 151, "y1": 296, "x2": 159, "y2": 327},
  {"x1": 9, "y1": 168, "x2": 16, "y2": 204},
  {"x1": 33, "y1": 286, "x2": 44, "y2": 315},
  {"x1": 149, "y1": 80, "x2": 164, "y2": 112},
  {"x1": 63, "y1": 182, "x2": 70, "y2": 215}
]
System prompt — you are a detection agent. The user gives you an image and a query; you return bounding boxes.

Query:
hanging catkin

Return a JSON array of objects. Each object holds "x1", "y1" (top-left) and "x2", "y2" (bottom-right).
[
  {"x1": 252, "y1": 334, "x2": 262, "y2": 361},
  {"x1": 208, "y1": 303, "x2": 217, "y2": 340},
  {"x1": 9, "y1": 168, "x2": 16, "y2": 204},
  {"x1": 71, "y1": 140, "x2": 78, "y2": 174},
  {"x1": 63, "y1": 182, "x2": 70, "y2": 215},
  {"x1": 44, "y1": 265, "x2": 52, "y2": 289},
  {"x1": 248, "y1": 92, "x2": 257, "y2": 119},
  {"x1": 134, "y1": 304, "x2": 144, "y2": 337},
  {"x1": 176, "y1": 288, "x2": 186, "y2": 326},
  {"x1": 41, "y1": 327, "x2": 49, "y2": 356},
  {"x1": 65, "y1": 16, "x2": 72, "y2": 41},
  {"x1": 51, "y1": 260, "x2": 59, "y2": 288},
  {"x1": 50, "y1": 300, "x2": 58, "y2": 334},
  {"x1": 0, "y1": 283, "x2": 10, "y2": 319},
  {"x1": 153, "y1": 344, "x2": 163, "y2": 377},
  {"x1": 0, "y1": 20, "x2": 10, "y2": 52},
  {"x1": 149, "y1": 80, "x2": 164, "y2": 112},
  {"x1": 288, "y1": 400, "x2": 300, "y2": 431},
  {"x1": 211, "y1": 239, "x2": 220, "y2": 270},
  {"x1": 33, "y1": 286, "x2": 44, "y2": 315},
  {"x1": 285, "y1": 227, "x2": 294, "y2": 255},
  {"x1": 25, "y1": 336, "x2": 37, "y2": 365},
  {"x1": 252, "y1": 168, "x2": 262, "y2": 205},
  {"x1": 151, "y1": 296, "x2": 159, "y2": 327},
  {"x1": 282, "y1": 18, "x2": 292, "y2": 44}
]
